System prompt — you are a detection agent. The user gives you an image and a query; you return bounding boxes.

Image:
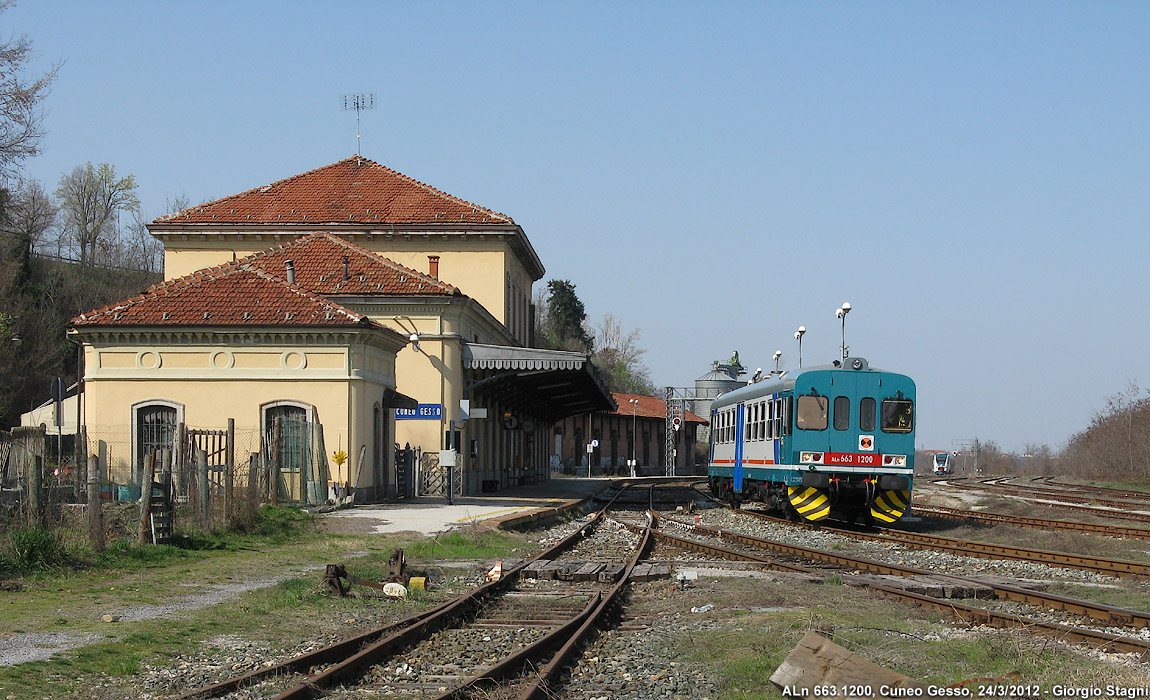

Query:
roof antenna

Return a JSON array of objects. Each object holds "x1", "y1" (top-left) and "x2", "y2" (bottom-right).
[{"x1": 342, "y1": 93, "x2": 375, "y2": 159}]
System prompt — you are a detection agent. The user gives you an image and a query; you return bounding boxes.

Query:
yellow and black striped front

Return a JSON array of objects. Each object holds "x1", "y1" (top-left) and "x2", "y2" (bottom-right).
[
  {"x1": 787, "y1": 485, "x2": 830, "y2": 521},
  {"x1": 870, "y1": 489, "x2": 910, "y2": 523}
]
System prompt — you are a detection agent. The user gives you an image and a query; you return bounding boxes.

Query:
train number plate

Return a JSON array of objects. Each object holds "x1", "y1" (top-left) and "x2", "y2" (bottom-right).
[{"x1": 825, "y1": 452, "x2": 880, "y2": 466}]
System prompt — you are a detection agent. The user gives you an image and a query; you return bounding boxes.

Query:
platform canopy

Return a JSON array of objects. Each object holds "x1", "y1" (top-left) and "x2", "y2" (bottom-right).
[{"x1": 462, "y1": 343, "x2": 616, "y2": 422}]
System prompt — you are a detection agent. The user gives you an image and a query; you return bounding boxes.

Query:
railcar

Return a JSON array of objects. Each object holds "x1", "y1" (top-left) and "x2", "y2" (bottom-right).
[
  {"x1": 932, "y1": 452, "x2": 952, "y2": 476},
  {"x1": 708, "y1": 356, "x2": 916, "y2": 524}
]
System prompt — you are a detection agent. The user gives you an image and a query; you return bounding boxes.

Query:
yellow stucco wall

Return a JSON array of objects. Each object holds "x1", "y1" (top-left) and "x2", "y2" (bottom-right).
[{"x1": 79, "y1": 335, "x2": 399, "y2": 490}]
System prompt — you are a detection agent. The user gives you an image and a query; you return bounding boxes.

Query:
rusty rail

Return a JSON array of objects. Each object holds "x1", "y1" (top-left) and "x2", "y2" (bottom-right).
[
  {"x1": 648, "y1": 513, "x2": 1150, "y2": 639},
  {"x1": 913, "y1": 504, "x2": 1150, "y2": 540}
]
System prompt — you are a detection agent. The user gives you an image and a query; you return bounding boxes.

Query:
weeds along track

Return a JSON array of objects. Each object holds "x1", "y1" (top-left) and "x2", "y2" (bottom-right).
[
  {"x1": 614, "y1": 510, "x2": 1150, "y2": 657},
  {"x1": 176, "y1": 487, "x2": 662, "y2": 700},
  {"x1": 736, "y1": 507, "x2": 1150, "y2": 579},
  {"x1": 911, "y1": 504, "x2": 1150, "y2": 540}
]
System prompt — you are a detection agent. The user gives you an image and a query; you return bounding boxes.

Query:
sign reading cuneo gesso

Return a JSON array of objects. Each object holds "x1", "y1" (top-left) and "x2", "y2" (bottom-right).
[{"x1": 394, "y1": 404, "x2": 443, "y2": 420}]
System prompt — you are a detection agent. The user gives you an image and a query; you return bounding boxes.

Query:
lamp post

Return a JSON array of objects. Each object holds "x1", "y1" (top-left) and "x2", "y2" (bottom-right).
[
  {"x1": 628, "y1": 398, "x2": 639, "y2": 477},
  {"x1": 794, "y1": 326, "x2": 805, "y2": 368},
  {"x1": 772, "y1": 350, "x2": 782, "y2": 373},
  {"x1": 835, "y1": 302, "x2": 851, "y2": 360}
]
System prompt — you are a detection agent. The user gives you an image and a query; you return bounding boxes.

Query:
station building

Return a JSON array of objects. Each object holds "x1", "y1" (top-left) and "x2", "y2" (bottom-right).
[
  {"x1": 68, "y1": 156, "x2": 615, "y2": 501},
  {"x1": 553, "y1": 392, "x2": 707, "y2": 475}
]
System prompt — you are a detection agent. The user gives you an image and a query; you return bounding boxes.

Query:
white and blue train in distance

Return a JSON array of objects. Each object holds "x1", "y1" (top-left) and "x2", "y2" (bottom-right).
[
  {"x1": 708, "y1": 356, "x2": 916, "y2": 524},
  {"x1": 933, "y1": 452, "x2": 952, "y2": 476}
]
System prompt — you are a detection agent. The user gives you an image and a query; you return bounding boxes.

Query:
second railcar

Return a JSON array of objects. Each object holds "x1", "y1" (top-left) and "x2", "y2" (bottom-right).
[
  {"x1": 932, "y1": 452, "x2": 952, "y2": 476},
  {"x1": 708, "y1": 356, "x2": 916, "y2": 524}
]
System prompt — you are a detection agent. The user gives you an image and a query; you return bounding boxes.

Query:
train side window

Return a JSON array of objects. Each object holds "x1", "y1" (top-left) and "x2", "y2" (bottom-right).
[
  {"x1": 881, "y1": 399, "x2": 914, "y2": 433},
  {"x1": 833, "y1": 396, "x2": 850, "y2": 431},
  {"x1": 796, "y1": 395, "x2": 828, "y2": 431},
  {"x1": 783, "y1": 397, "x2": 791, "y2": 436},
  {"x1": 770, "y1": 399, "x2": 778, "y2": 439},
  {"x1": 860, "y1": 397, "x2": 876, "y2": 432},
  {"x1": 759, "y1": 401, "x2": 767, "y2": 440},
  {"x1": 751, "y1": 402, "x2": 759, "y2": 441}
]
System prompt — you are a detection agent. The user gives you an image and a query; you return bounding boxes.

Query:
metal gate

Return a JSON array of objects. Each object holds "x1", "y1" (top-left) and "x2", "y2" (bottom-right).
[
  {"x1": 417, "y1": 452, "x2": 462, "y2": 499},
  {"x1": 394, "y1": 443, "x2": 418, "y2": 499}
]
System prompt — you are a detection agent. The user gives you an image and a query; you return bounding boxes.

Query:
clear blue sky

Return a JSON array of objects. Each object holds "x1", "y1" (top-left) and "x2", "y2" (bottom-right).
[{"x1": 6, "y1": 1, "x2": 1148, "y2": 452}]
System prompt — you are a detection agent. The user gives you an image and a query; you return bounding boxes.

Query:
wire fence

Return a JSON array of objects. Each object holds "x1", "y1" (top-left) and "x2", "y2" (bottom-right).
[{"x1": 1, "y1": 417, "x2": 331, "y2": 550}]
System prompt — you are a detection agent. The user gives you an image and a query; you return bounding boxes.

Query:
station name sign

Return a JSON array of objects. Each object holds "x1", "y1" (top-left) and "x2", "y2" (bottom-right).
[{"x1": 395, "y1": 404, "x2": 443, "y2": 420}]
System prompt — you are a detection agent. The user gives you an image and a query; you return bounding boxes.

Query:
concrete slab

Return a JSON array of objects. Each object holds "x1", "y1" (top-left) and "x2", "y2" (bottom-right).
[{"x1": 319, "y1": 477, "x2": 609, "y2": 535}]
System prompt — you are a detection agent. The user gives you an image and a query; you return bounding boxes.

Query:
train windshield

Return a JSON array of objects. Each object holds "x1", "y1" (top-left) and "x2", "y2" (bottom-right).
[
  {"x1": 934, "y1": 453, "x2": 948, "y2": 466},
  {"x1": 796, "y1": 395, "x2": 828, "y2": 430},
  {"x1": 881, "y1": 399, "x2": 914, "y2": 433}
]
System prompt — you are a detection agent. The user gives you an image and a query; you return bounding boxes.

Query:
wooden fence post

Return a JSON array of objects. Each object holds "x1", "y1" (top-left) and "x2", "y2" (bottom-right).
[
  {"x1": 137, "y1": 450, "x2": 156, "y2": 545},
  {"x1": 87, "y1": 455, "x2": 104, "y2": 553},
  {"x1": 28, "y1": 455, "x2": 43, "y2": 526},
  {"x1": 270, "y1": 416, "x2": 282, "y2": 505}
]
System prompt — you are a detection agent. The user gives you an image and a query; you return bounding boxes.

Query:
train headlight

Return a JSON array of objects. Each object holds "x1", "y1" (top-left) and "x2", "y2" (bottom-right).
[
  {"x1": 883, "y1": 454, "x2": 907, "y2": 467},
  {"x1": 800, "y1": 451, "x2": 824, "y2": 464}
]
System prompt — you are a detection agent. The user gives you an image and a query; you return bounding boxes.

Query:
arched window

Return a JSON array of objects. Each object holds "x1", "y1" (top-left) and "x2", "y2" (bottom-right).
[
  {"x1": 131, "y1": 400, "x2": 184, "y2": 480},
  {"x1": 262, "y1": 400, "x2": 313, "y2": 475}
]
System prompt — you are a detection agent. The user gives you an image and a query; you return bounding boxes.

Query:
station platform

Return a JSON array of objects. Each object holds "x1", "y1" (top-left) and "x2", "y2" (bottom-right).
[{"x1": 320, "y1": 476, "x2": 613, "y2": 535}]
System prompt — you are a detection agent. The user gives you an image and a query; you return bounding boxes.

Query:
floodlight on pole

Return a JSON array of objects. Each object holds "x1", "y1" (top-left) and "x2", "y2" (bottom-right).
[
  {"x1": 835, "y1": 302, "x2": 851, "y2": 360},
  {"x1": 629, "y1": 398, "x2": 639, "y2": 477},
  {"x1": 794, "y1": 326, "x2": 805, "y2": 368},
  {"x1": 773, "y1": 350, "x2": 782, "y2": 372}
]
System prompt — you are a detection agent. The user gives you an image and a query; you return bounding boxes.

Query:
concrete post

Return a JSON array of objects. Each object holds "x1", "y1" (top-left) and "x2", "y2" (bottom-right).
[
  {"x1": 197, "y1": 449, "x2": 209, "y2": 525},
  {"x1": 87, "y1": 455, "x2": 104, "y2": 552}
]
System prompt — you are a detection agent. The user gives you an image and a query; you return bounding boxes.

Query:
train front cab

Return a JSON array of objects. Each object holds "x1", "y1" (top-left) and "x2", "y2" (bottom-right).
[{"x1": 787, "y1": 362, "x2": 916, "y2": 524}]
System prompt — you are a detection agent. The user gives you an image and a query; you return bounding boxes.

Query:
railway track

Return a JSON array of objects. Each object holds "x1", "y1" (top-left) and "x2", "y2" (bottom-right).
[
  {"x1": 943, "y1": 478, "x2": 1150, "y2": 521},
  {"x1": 175, "y1": 484, "x2": 674, "y2": 700},
  {"x1": 621, "y1": 511, "x2": 1150, "y2": 656},
  {"x1": 734, "y1": 507, "x2": 1150, "y2": 579},
  {"x1": 913, "y1": 504, "x2": 1150, "y2": 540}
]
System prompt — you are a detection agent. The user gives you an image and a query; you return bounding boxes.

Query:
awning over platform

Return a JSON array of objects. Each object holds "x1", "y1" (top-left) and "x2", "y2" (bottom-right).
[{"x1": 462, "y1": 343, "x2": 616, "y2": 421}]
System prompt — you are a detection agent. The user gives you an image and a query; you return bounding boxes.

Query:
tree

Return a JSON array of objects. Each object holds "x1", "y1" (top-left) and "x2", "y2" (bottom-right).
[
  {"x1": 0, "y1": 0, "x2": 59, "y2": 176},
  {"x1": 55, "y1": 162, "x2": 140, "y2": 267},
  {"x1": 591, "y1": 313, "x2": 654, "y2": 395},
  {"x1": 536, "y1": 279, "x2": 593, "y2": 352},
  {"x1": 1065, "y1": 382, "x2": 1150, "y2": 479},
  {"x1": 1, "y1": 177, "x2": 55, "y2": 264}
]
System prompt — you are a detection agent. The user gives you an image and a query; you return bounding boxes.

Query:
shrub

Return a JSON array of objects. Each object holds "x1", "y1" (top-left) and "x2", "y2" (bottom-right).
[{"x1": 0, "y1": 525, "x2": 70, "y2": 576}]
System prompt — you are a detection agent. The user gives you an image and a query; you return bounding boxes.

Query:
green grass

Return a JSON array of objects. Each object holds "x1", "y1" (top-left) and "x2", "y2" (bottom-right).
[{"x1": 403, "y1": 530, "x2": 523, "y2": 561}]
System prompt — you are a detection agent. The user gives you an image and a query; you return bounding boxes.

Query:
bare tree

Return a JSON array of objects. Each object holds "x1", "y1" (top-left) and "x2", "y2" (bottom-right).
[
  {"x1": 0, "y1": 0, "x2": 60, "y2": 176},
  {"x1": 2, "y1": 177, "x2": 56, "y2": 255},
  {"x1": 592, "y1": 313, "x2": 654, "y2": 395},
  {"x1": 55, "y1": 162, "x2": 140, "y2": 267}
]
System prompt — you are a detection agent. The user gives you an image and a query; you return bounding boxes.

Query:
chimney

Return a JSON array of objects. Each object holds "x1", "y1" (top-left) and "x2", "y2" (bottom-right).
[
  {"x1": 285, "y1": 259, "x2": 295, "y2": 284},
  {"x1": 342, "y1": 256, "x2": 349, "y2": 281},
  {"x1": 428, "y1": 255, "x2": 440, "y2": 278}
]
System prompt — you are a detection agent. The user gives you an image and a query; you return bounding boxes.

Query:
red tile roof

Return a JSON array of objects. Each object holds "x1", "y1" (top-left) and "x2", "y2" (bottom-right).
[
  {"x1": 71, "y1": 233, "x2": 467, "y2": 329},
  {"x1": 70, "y1": 261, "x2": 375, "y2": 329},
  {"x1": 609, "y1": 393, "x2": 707, "y2": 424},
  {"x1": 154, "y1": 156, "x2": 515, "y2": 226},
  {"x1": 244, "y1": 232, "x2": 459, "y2": 296}
]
